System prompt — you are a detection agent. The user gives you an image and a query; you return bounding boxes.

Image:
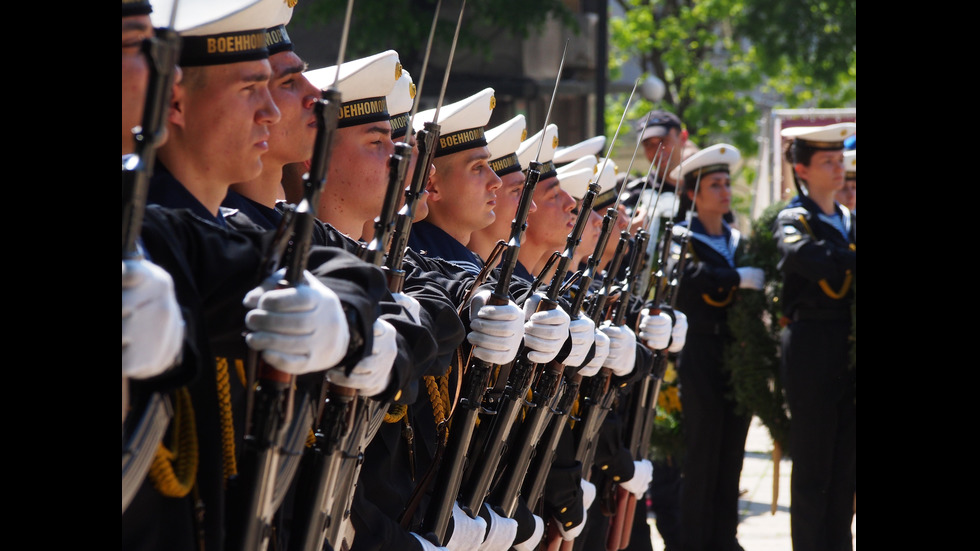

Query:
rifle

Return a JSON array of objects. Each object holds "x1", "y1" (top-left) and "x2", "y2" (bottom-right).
[
  {"x1": 454, "y1": 40, "x2": 572, "y2": 523},
  {"x1": 316, "y1": 2, "x2": 451, "y2": 546},
  {"x1": 416, "y1": 15, "x2": 556, "y2": 547},
  {"x1": 121, "y1": 3, "x2": 181, "y2": 515},
  {"x1": 485, "y1": 79, "x2": 647, "y2": 523},
  {"x1": 605, "y1": 159, "x2": 699, "y2": 551}
]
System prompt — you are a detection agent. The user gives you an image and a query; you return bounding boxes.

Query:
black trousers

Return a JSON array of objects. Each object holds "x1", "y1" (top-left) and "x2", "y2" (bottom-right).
[
  {"x1": 677, "y1": 332, "x2": 751, "y2": 551},
  {"x1": 781, "y1": 319, "x2": 856, "y2": 551}
]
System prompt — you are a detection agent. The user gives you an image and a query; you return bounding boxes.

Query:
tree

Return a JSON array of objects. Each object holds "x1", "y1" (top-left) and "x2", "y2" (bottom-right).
[
  {"x1": 291, "y1": 0, "x2": 575, "y2": 71},
  {"x1": 606, "y1": 0, "x2": 856, "y2": 199}
]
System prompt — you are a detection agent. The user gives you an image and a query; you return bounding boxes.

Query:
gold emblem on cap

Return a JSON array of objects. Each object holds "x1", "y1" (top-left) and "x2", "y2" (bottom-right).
[
  {"x1": 395, "y1": 62, "x2": 402, "y2": 79},
  {"x1": 409, "y1": 82, "x2": 417, "y2": 99},
  {"x1": 286, "y1": 0, "x2": 298, "y2": 7},
  {"x1": 520, "y1": 129, "x2": 527, "y2": 141},
  {"x1": 552, "y1": 136, "x2": 559, "y2": 149},
  {"x1": 839, "y1": 129, "x2": 847, "y2": 136},
  {"x1": 720, "y1": 147, "x2": 727, "y2": 154},
  {"x1": 490, "y1": 95, "x2": 496, "y2": 110}
]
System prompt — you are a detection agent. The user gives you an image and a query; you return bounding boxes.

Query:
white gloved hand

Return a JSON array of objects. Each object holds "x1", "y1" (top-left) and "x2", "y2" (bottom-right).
[
  {"x1": 391, "y1": 291, "x2": 422, "y2": 323},
  {"x1": 445, "y1": 502, "x2": 487, "y2": 551},
  {"x1": 122, "y1": 259, "x2": 185, "y2": 379},
  {"x1": 581, "y1": 477, "x2": 597, "y2": 511},
  {"x1": 326, "y1": 318, "x2": 396, "y2": 396},
  {"x1": 619, "y1": 459, "x2": 653, "y2": 499},
  {"x1": 511, "y1": 514, "x2": 544, "y2": 551},
  {"x1": 478, "y1": 505, "x2": 518, "y2": 551},
  {"x1": 411, "y1": 533, "x2": 447, "y2": 551},
  {"x1": 736, "y1": 266, "x2": 766, "y2": 290},
  {"x1": 556, "y1": 479, "x2": 596, "y2": 541},
  {"x1": 638, "y1": 308, "x2": 673, "y2": 350},
  {"x1": 243, "y1": 268, "x2": 350, "y2": 375},
  {"x1": 599, "y1": 321, "x2": 637, "y2": 377},
  {"x1": 563, "y1": 314, "x2": 596, "y2": 367},
  {"x1": 667, "y1": 310, "x2": 688, "y2": 354},
  {"x1": 468, "y1": 290, "x2": 524, "y2": 365},
  {"x1": 578, "y1": 329, "x2": 609, "y2": 377},
  {"x1": 522, "y1": 293, "x2": 572, "y2": 364}
]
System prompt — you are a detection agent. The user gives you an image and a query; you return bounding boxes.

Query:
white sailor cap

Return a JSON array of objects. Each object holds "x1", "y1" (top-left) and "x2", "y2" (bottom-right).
[
  {"x1": 517, "y1": 123, "x2": 560, "y2": 179},
  {"x1": 553, "y1": 135, "x2": 606, "y2": 167},
  {"x1": 780, "y1": 122, "x2": 856, "y2": 150},
  {"x1": 486, "y1": 115, "x2": 527, "y2": 177},
  {"x1": 305, "y1": 50, "x2": 401, "y2": 128},
  {"x1": 555, "y1": 155, "x2": 598, "y2": 199},
  {"x1": 151, "y1": 0, "x2": 285, "y2": 67},
  {"x1": 844, "y1": 150, "x2": 856, "y2": 177},
  {"x1": 668, "y1": 143, "x2": 741, "y2": 185},
  {"x1": 592, "y1": 157, "x2": 621, "y2": 210},
  {"x1": 387, "y1": 68, "x2": 416, "y2": 139},
  {"x1": 264, "y1": 0, "x2": 296, "y2": 55},
  {"x1": 413, "y1": 88, "x2": 496, "y2": 157}
]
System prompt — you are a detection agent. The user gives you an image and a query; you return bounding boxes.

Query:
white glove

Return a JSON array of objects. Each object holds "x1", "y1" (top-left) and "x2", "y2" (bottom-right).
[
  {"x1": 556, "y1": 479, "x2": 596, "y2": 541},
  {"x1": 579, "y1": 329, "x2": 609, "y2": 377},
  {"x1": 599, "y1": 321, "x2": 636, "y2": 377},
  {"x1": 122, "y1": 259, "x2": 185, "y2": 379},
  {"x1": 411, "y1": 533, "x2": 447, "y2": 551},
  {"x1": 468, "y1": 289, "x2": 524, "y2": 365},
  {"x1": 511, "y1": 514, "x2": 544, "y2": 551},
  {"x1": 736, "y1": 266, "x2": 765, "y2": 290},
  {"x1": 391, "y1": 291, "x2": 421, "y2": 323},
  {"x1": 326, "y1": 318, "x2": 396, "y2": 396},
  {"x1": 243, "y1": 268, "x2": 350, "y2": 375},
  {"x1": 445, "y1": 502, "x2": 487, "y2": 551},
  {"x1": 478, "y1": 504, "x2": 518, "y2": 551},
  {"x1": 638, "y1": 308, "x2": 673, "y2": 350},
  {"x1": 522, "y1": 293, "x2": 572, "y2": 364},
  {"x1": 619, "y1": 459, "x2": 653, "y2": 499},
  {"x1": 667, "y1": 310, "x2": 688, "y2": 354},
  {"x1": 563, "y1": 314, "x2": 596, "y2": 367}
]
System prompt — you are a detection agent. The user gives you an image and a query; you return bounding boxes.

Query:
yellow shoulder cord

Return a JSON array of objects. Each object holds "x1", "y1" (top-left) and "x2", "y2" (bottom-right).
[
  {"x1": 215, "y1": 356, "x2": 238, "y2": 479},
  {"x1": 384, "y1": 403, "x2": 408, "y2": 424},
  {"x1": 796, "y1": 214, "x2": 853, "y2": 300},
  {"x1": 148, "y1": 387, "x2": 199, "y2": 498},
  {"x1": 702, "y1": 287, "x2": 736, "y2": 308}
]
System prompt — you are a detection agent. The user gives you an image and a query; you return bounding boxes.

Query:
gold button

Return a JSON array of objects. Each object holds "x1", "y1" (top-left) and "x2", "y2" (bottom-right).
[
  {"x1": 601, "y1": 464, "x2": 608, "y2": 470},
  {"x1": 565, "y1": 521, "x2": 573, "y2": 528},
  {"x1": 613, "y1": 475, "x2": 621, "y2": 482},
  {"x1": 394, "y1": 390, "x2": 402, "y2": 401},
  {"x1": 560, "y1": 507, "x2": 567, "y2": 514}
]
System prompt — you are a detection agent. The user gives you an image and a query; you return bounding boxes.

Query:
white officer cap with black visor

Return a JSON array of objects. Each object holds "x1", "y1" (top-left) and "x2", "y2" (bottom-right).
[
  {"x1": 844, "y1": 149, "x2": 856, "y2": 179},
  {"x1": 387, "y1": 68, "x2": 416, "y2": 140},
  {"x1": 553, "y1": 135, "x2": 606, "y2": 168},
  {"x1": 554, "y1": 155, "x2": 598, "y2": 200},
  {"x1": 123, "y1": 0, "x2": 153, "y2": 17},
  {"x1": 304, "y1": 50, "x2": 401, "y2": 128},
  {"x1": 516, "y1": 123, "x2": 560, "y2": 181},
  {"x1": 485, "y1": 115, "x2": 527, "y2": 177},
  {"x1": 668, "y1": 143, "x2": 741, "y2": 193},
  {"x1": 150, "y1": 0, "x2": 287, "y2": 67},
  {"x1": 636, "y1": 109, "x2": 683, "y2": 143},
  {"x1": 781, "y1": 122, "x2": 856, "y2": 162},
  {"x1": 413, "y1": 88, "x2": 496, "y2": 158}
]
